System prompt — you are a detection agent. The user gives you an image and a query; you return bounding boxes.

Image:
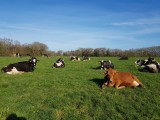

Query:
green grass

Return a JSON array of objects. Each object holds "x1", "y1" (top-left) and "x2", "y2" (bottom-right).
[{"x1": 0, "y1": 57, "x2": 160, "y2": 120}]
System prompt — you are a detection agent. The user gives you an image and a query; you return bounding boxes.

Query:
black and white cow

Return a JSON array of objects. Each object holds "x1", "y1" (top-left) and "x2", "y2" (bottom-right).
[
  {"x1": 1, "y1": 57, "x2": 39, "y2": 74},
  {"x1": 82, "y1": 56, "x2": 90, "y2": 61},
  {"x1": 135, "y1": 57, "x2": 160, "y2": 73},
  {"x1": 52, "y1": 58, "x2": 65, "y2": 68},
  {"x1": 119, "y1": 56, "x2": 129, "y2": 60},
  {"x1": 99, "y1": 60, "x2": 114, "y2": 70},
  {"x1": 135, "y1": 57, "x2": 156, "y2": 67},
  {"x1": 70, "y1": 56, "x2": 81, "y2": 61}
]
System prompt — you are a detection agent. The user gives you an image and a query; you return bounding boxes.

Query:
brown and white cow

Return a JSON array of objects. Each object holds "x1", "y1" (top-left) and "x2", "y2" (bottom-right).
[{"x1": 103, "y1": 68, "x2": 144, "y2": 89}]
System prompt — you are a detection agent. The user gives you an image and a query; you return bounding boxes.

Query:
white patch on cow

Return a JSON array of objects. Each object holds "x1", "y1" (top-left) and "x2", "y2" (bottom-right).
[
  {"x1": 33, "y1": 59, "x2": 36, "y2": 63},
  {"x1": 133, "y1": 81, "x2": 139, "y2": 87},
  {"x1": 6, "y1": 67, "x2": 24, "y2": 74},
  {"x1": 144, "y1": 59, "x2": 148, "y2": 64},
  {"x1": 56, "y1": 62, "x2": 63, "y2": 66},
  {"x1": 77, "y1": 58, "x2": 81, "y2": 61},
  {"x1": 147, "y1": 64, "x2": 157, "y2": 70}
]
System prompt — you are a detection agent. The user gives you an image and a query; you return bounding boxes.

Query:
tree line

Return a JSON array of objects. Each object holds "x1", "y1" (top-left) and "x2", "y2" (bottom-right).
[
  {"x1": 0, "y1": 38, "x2": 54, "y2": 57},
  {"x1": 0, "y1": 38, "x2": 160, "y2": 57}
]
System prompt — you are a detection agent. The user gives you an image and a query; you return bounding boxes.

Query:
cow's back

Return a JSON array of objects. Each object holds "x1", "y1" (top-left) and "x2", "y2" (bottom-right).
[{"x1": 13, "y1": 62, "x2": 34, "y2": 72}]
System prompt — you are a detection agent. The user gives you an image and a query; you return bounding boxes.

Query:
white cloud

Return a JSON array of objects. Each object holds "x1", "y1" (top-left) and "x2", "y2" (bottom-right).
[{"x1": 111, "y1": 17, "x2": 160, "y2": 26}]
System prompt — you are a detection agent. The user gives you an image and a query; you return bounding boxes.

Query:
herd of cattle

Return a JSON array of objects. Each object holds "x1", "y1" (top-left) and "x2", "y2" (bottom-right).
[{"x1": 1, "y1": 56, "x2": 160, "y2": 89}]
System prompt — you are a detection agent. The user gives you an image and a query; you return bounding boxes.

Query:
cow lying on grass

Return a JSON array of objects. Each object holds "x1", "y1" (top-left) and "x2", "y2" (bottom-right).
[
  {"x1": 1, "y1": 57, "x2": 39, "y2": 74},
  {"x1": 135, "y1": 57, "x2": 160, "y2": 73},
  {"x1": 70, "y1": 56, "x2": 81, "y2": 61},
  {"x1": 82, "y1": 56, "x2": 90, "y2": 61},
  {"x1": 52, "y1": 58, "x2": 65, "y2": 68},
  {"x1": 99, "y1": 60, "x2": 114, "y2": 70},
  {"x1": 103, "y1": 68, "x2": 144, "y2": 89},
  {"x1": 119, "y1": 56, "x2": 129, "y2": 60}
]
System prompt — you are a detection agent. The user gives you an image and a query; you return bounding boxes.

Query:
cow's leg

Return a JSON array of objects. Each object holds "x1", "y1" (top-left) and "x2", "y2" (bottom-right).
[
  {"x1": 116, "y1": 86, "x2": 126, "y2": 89},
  {"x1": 115, "y1": 82, "x2": 126, "y2": 89}
]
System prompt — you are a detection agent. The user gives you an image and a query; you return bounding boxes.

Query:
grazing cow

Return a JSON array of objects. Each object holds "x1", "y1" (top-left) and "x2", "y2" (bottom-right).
[
  {"x1": 103, "y1": 68, "x2": 144, "y2": 89},
  {"x1": 16, "y1": 53, "x2": 20, "y2": 57},
  {"x1": 52, "y1": 58, "x2": 65, "y2": 68},
  {"x1": 119, "y1": 56, "x2": 129, "y2": 60},
  {"x1": 70, "y1": 56, "x2": 81, "y2": 61},
  {"x1": 99, "y1": 60, "x2": 114, "y2": 70},
  {"x1": 1, "y1": 57, "x2": 39, "y2": 74},
  {"x1": 135, "y1": 57, "x2": 160, "y2": 73},
  {"x1": 13, "y1": 53, "x2": 22, "y2": 57},
  {"x1": 82, "y1": 56, "x2": 90, "y2": 61}
]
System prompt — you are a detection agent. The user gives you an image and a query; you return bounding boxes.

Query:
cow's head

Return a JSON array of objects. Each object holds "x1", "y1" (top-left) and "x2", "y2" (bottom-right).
[
  {"x1": 99, "y1": 60, "x2": 113, "y2": 70},
  {"x1": 1, "y1": 66, "x2": 12, "y2": 72},
  {"x1": 107, "y1": 68, "x2": 116, "y2": 80},
  {"x1": 148, "y1": 57, "x2": 155, "y2": 61},
  {"x1": 144, "y1": 57, "x2": 155, "y2": 65},
  {"x1": 99, "y1": 60, "x2": 104, "y2": 68},
  {"x1": 135, "y1": 59, "x2": 146, "y2": 67},
  {"x1": 104, "y1": 68, "x2": 118, "y2": 86},
  {"x1": 29, "y1": 57, "x2": 39, "y2": 66},
  {"x1": 56, "y1": 58, "x2": 64, "y2": 63}
]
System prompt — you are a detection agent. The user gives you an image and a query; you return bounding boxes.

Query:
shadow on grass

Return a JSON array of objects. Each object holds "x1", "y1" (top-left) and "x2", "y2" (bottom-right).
[
  {"x1": 90, "y1": 78, "x2": 107, "y2": 89},
  {"x1": 6, "y1": 113, "x2": 27, "y2": 120},
  {"x1": 138, "y1": 68, "x2": 148, "y2": 72},
  {"x1": 91, "y1": 66, "x2": 101, "y2": 70}
]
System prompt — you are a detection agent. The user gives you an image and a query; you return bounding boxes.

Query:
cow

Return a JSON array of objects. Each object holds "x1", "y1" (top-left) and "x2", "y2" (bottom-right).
[
  {"x1": 52, "y1": 58, "x2": 65, "y2": 68},
  {"x1": 135, "y1": 57, "x2": 156, "y2": 67},
  {"x1": 82, "y1": 56, "x2": 90, "y2": 61},
  {"x1": 70, "y1": 56, "x2": 81, "y2": 61},
  {"x1": 99, "y1": 60, "x2": 114, "y2": 70},
  {"x1": 13, "y1": 53, "x2": 22, "y2": 57},
  {"x1": 1, "y1": 57, "x2": 39, "y2": 74},
  {"x1": 135, "y1": 57, "x2": 160, "y2": 73},
  {"x1": 119, "y1": 56, "x2": 129, "y2": 60},
  {"x1": 103, "y1": 68, "x2": 144, "y2": 89},
  {"x1": 135, "y1": 59, "x2": 146, "y2": 67}
]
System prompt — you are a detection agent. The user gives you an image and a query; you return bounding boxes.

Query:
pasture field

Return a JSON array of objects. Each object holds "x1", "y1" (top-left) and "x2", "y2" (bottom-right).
[{"x1": 0, "y1": 56, "x2": 160, "y2": 120}]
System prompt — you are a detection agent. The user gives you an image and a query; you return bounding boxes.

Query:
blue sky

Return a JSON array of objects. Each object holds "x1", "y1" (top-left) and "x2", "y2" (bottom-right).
[{"x1": 0, "y1": 0, "x2": 160, "y2": 51}]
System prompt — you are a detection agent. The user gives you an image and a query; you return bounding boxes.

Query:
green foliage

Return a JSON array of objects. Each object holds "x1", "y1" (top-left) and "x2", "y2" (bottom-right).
[{"x1": 0, "y1": 57, "x2": 160, "y2": 120}]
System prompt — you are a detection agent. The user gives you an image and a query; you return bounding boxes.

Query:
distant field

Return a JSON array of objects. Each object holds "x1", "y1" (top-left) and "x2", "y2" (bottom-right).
[{"x1": 0, "y1": 56, "x2": 160, "y2": 120}]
